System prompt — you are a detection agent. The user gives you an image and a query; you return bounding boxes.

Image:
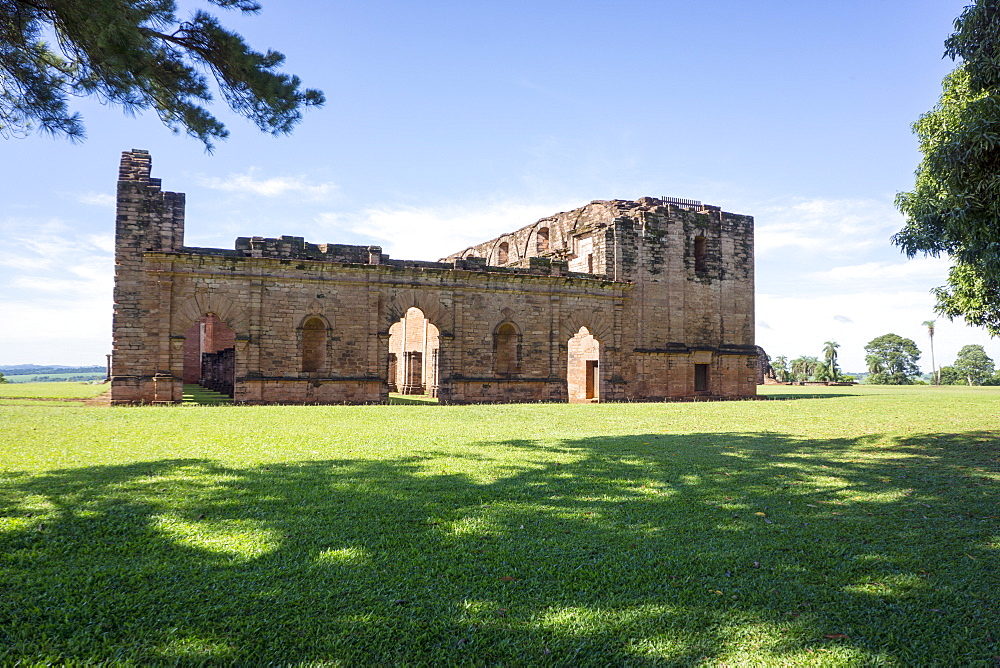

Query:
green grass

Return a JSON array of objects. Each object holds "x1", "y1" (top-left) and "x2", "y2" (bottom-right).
[
  {"x1": 0, "y1": 381, "x2": 108, "y2": 399},
  {"x1": 182, "y1": 384, "x2": 234, "y2": 405},
  {"x1": 389, "y1": 391, "x2": 440, "y2": 404},
  {"x1": 0, "y1": 385, "x2": 997, "y2": 664}
]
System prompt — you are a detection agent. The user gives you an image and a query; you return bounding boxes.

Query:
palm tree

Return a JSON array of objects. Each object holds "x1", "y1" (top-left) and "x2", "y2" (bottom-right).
[
  {"x1": 866, "y1": 355, "x2": 884, "y2": 375},
  {"x1": 772, "y1": 355, "x2": 790, "y2": 382},
  {"x1": 822, "y1": 341, "x2": 840, "y2": 381},
  {"x1": 923, "y1": 320, "x2": 937, "y2": 384},
  {"x1": 791, "y1": 356, "x2": 819, "y2": 381}
]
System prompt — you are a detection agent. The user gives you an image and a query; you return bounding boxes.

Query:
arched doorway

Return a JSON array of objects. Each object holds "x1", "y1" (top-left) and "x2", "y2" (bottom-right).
[
  {"x1": 567, "y1": 326, "x2": 600, "y2": 403},
  {"x1": 388, "y1": 307, "x2": 440, "y2": 398},
  {"x1": 182, "y1": 313, "x2": 236, "y2": 397}
]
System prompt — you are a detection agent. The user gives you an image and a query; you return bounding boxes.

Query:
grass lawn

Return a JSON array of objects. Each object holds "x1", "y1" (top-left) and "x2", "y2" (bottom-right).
[
  {"x1": 0, "y1": 381, "x2": 108, "y2": 399},
  {"x1": 0, "y1": 385, "x2": 997, "y2": 664}
]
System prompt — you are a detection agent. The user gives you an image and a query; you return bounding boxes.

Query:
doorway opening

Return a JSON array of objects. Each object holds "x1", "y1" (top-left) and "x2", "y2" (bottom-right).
[
  {"x1": 695, "y1": 363, "x2": 709, "y2": 392},
  {"x1": 388, "y1": 307, "x2": 440, "y2": 403},
  {"x1": 182, "y1": 313, "x2": 236, "y2": 398},
  {"x1": 567, "y1": 326, "x2": 600, "y2": 402}
]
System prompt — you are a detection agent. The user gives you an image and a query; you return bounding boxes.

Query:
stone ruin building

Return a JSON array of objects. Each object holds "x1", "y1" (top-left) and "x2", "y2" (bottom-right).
[{"x1": 111, "y1": 149, "x2": 757, "y2": 405}]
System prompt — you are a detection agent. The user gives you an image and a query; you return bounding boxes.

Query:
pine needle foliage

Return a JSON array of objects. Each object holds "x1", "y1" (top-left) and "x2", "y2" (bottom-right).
[{"x1": 0, "y1": 0, "x2": 324, "y2": 149}]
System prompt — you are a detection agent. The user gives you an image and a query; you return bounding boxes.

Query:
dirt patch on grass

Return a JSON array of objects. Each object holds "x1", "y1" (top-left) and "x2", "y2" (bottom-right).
[{"x1": 81, "y1": 392, "x2": 111, "y2": 406}]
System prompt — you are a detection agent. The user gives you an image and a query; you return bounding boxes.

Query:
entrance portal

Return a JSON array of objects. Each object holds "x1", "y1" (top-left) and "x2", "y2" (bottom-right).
[
  {"x1": 567, "y1": 326, "x2": 600, "y2": 402},
  {"x1": 182, "y1": 313, "x2": 236, "y2": 397},
  {"x1": 388, "y1": 307, "x2": 440, "y2": 397}
]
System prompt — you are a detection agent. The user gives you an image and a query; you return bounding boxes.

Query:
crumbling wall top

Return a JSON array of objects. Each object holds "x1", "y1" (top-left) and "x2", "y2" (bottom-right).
[{"x1": 118, "y1": 149, "x2": 160, "y2": 188}]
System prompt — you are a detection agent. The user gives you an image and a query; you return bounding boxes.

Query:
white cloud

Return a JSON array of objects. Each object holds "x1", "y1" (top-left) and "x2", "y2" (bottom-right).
[
  {"x1": 0, "y1": 217, "x2": 113, "y2": 365},
  {"x1": 85, "y1": 234, "x2": 115, "y2": 253},
  {"x1": 317, "y1": 200, "x2": 580, "y2": 261},
  {"x1": 78, "y1": 192, "x2": 115, "y2": 207},
  {"x1": 811, "y1": 257, "x2": 952, "y2": 284},
  {"x1": 754, "y1": 196, "x2": 902, "y2": 257},
  {"x1": 200, "y1": 169, "x2": 337, "y2": 199}
]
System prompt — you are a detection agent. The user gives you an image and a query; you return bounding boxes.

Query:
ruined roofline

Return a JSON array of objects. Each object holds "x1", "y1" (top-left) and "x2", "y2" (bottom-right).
[
  {"x1": 116, "y1": 150, "x2": 706, "y2": 280},
  {"x1": 440, "y1": 196, "x2": 728, "y2": 261},
  {"x1": 441, "y1": 197, "x2": 741, "y2": 262},
  {"x1": 160, "y1": 241, "x2": 620, "y2": 281}
]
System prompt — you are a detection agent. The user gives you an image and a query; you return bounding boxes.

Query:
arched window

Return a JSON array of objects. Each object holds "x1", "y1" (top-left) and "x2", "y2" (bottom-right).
[
  {"x1": 536, "y1": 227, "x2": 549, "y2": 252},
  {"x1": 301, "y1": 316, "x2": 327, "y2": 372},
  {"x1": 694, "y1": 236, "x2": 707, "y2": 273},
  {"x1": 497, "y1": 241, "x2": 509, "y2": 265},
  {"x1": 494, "y1": 322, "x2": 519, "y2": 375}
]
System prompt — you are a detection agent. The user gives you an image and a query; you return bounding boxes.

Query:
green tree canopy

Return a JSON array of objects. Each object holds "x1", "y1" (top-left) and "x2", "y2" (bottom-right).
[
  {"x1": 938, "y1": 365, "x2": 964, "y2": 385},
  {"x1": 952, "y1": 343, "x2": 996, "y2": 385},
  {"x1": 790, "y1": 356, "x2": 819, "y2": 381},
  {"x1": 0, "y1": 371, "x2": 7, "y2": 384},
  {"x1": 894, "y1": 1, "x2": 1000, "y2": 335},
  {"x1": 865, "y1": 333, "x2": 921, "y2": 385},
  {"x1": 0, "y1": 0, "x2": 324, "y2": 149}
]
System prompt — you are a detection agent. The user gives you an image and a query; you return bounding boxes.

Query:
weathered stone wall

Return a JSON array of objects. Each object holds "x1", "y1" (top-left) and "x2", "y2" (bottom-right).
[
  {"x1": 442, "y1": 196, "x2": 757, "y2": 401},
  {"x1": 111, "y1": 151, "x2": 756, "y2": 404}
]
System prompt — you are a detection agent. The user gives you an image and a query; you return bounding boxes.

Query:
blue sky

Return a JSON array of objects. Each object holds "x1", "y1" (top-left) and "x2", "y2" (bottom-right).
[{"x1": 1, "y1": 0, "x2": 996, "y2": 373}]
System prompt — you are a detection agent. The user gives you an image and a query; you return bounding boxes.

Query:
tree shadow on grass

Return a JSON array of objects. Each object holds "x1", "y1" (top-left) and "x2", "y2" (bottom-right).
[{"x1": 0, "y1": 431, "x2": 997, "y2": 664}]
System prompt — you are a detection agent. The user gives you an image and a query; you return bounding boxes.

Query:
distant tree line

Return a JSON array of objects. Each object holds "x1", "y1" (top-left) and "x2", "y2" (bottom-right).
[
  {"x1": 769, "y1": 341, "x2": 846, "y2": 383},
  {"x1": 0, "y1": 365, "x2": 104, "y2": 375},
  {"x1": 769, "y1": 333, "x2": 999, "y2": 386},
  {"x1": 8, "y1": 374, "x2": 105, "y2": 383}
]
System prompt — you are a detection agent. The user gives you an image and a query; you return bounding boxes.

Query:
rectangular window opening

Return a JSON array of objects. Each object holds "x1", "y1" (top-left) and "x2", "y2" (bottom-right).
[
  {"x1": 694, "y1": 364, "x2": 709, "y2": 392},
  {"x1": 694, "y1": 236, "x2": 707, "y2": 273}
]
